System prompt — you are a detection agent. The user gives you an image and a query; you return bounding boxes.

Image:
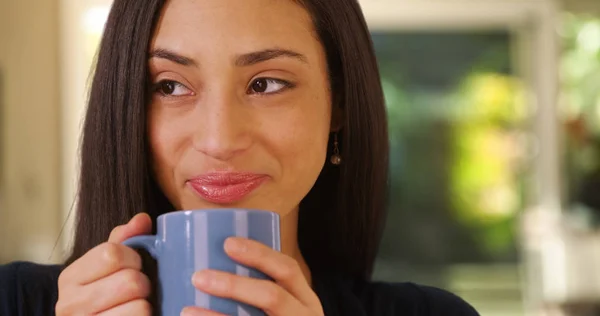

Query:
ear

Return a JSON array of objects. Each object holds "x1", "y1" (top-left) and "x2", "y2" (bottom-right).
[{"x1": 330, "y1": 105, "x2": 344, "y2": 132}]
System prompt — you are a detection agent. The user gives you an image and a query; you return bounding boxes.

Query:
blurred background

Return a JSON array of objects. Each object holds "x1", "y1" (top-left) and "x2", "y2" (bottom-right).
[{"x1": 1, "y1": 0, "x2": 599, "y2": 315}]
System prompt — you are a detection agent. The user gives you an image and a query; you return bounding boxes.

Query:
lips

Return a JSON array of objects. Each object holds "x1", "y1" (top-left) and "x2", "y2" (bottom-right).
[{"x1": 187, "y1": 172, "x2": 268, "y2": 204}]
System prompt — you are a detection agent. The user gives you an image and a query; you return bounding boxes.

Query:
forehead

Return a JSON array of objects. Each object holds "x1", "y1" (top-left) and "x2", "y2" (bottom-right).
[{"x1": 151, "y1": 0, "x2": 319, "y2": 55}]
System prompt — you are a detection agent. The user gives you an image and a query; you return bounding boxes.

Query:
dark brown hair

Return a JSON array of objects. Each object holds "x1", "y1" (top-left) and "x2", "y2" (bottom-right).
[{"x1": 67, "y1": 0, "x2": 389, "y2": 280}]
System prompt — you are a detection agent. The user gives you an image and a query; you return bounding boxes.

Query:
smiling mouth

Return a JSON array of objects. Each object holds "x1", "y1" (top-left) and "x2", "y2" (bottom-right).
[{"x1": 186, "y1": 172, "x2": 268, "y2": 204}]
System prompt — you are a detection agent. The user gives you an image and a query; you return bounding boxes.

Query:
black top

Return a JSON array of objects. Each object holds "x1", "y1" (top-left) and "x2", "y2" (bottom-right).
[{"x1": 0, "y1": 261, "x2": 479, "y2": 316}]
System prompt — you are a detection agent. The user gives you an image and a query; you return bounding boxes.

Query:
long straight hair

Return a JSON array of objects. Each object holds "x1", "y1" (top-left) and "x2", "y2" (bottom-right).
[{"x1": 67, "y1": 0, "x2": 389, "y2": 280}]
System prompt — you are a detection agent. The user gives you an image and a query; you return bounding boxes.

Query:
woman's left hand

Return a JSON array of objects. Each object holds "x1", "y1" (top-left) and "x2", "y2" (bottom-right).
[{"x1": 181, "y1": 237, "x2": 325, "y2": 316}]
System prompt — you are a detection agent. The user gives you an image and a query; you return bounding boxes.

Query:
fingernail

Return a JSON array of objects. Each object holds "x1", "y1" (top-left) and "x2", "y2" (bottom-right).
[
  {"x1": 225, "y1": 237, "x2": 246, "y2": 253},
  {"x1": 194, "y1": 270, "x2": 225, "y2": 291},
  {"x1": 193, "y1": 271, "x2": 212, "y2": 287},
  {"x1": 180, "y1": 307, "x2": 196, "y2": 316},
  {"x1": 181, "y1": 307, "x2": 209, "y2": 316}
]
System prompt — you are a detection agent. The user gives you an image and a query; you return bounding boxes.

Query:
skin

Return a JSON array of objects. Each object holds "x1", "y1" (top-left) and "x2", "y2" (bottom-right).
[{"x1": 57, "y1": 0, "x2": 338, "y2": 315}]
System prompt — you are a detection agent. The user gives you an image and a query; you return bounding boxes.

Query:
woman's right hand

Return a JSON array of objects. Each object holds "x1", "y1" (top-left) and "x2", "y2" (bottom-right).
[{"x1": 56, "y1": 213, "x2": 153, "y2": 315}]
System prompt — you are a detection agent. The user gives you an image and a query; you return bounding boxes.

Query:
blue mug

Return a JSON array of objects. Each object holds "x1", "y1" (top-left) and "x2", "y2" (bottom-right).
[{"x1": 122, "y1": 209, "x2": 280, "y2": 315}]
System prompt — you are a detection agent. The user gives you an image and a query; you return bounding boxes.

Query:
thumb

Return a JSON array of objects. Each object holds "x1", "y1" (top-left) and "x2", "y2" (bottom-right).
[{"x1": 108, "y1": 213, "x2": 153, "y2": 243}]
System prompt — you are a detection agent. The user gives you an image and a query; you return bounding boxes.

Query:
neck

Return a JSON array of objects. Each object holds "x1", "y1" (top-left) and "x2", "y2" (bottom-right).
[{"x1": 280, "y1": 207, "x2": 312, "y2": 286}]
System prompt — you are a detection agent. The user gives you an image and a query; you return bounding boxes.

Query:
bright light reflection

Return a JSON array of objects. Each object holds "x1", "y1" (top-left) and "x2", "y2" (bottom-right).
[{"x1": 83, "y1": 6, "x2": 110, "y2": 35}]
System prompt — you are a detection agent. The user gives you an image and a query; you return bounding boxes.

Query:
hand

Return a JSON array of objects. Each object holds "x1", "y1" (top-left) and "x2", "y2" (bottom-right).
[
  {"x1": 56, "y1": 213, "x2": 153, "y2": 316},
  {"x1": 182, "y1": 237, "x2": 324, "y2": 316}
]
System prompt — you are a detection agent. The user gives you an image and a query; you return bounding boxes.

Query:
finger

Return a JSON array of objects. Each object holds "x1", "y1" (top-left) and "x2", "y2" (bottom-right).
[
  {"x1": 181, "y1": 306, "x2": 226, "y2": 316},
  {"x1": 58, "y1": 268, "x2": 150, "y2": 314},
  {"x1": 96, "y1": 299, "x2": 152, "y2": 316},
  {"x1": 108, "y1": 213, "x2": 153, "y2": 243},
  {"x1": 60, "y1": 213, "x2": 151, "y2": 286},
  {"x1": 224, "y1": 237, "x2": 318, "y2": 307},
  {"x1": 59, "y1": 242, "x2": 142, "y2": 286},
  {"x1": 83, "y1": 268, "x2": 151, "y2": 313},
  {"x1": 193, "y1": 270, "x2": 306, "y2": 315}
]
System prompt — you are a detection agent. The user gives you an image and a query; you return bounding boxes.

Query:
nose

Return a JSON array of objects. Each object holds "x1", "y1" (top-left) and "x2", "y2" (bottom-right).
[{"x1": 192, "y1": 92, "x2": 252, "y2": 161}]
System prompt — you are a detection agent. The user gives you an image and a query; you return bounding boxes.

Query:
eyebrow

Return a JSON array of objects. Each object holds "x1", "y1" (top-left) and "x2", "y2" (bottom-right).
[
  {"x1": 235, "y1": 48, "x2": 308, "y2": 66},
  {"x1": 148, "y1": 48, "x2": 308, "y2": 67},
  {"x1": 149, "y1": 48, "x2": 198, "y2": 67}
]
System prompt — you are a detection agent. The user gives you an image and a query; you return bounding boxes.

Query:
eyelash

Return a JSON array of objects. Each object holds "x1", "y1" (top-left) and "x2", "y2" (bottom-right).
[
  {"x1": 152, "y1": 80, "x2": 192, "y2": 98},
  {"x1": 151, "y1": 78, "x2": 295, "y2": 98},
  {"x1": 247, "y1": 78, "x2": 295, "y2": 96}
]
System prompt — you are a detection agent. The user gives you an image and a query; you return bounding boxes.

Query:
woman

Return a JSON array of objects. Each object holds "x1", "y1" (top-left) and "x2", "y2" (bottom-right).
[{"x1": 0, "y1": 0, "x2": 479, "y2": 315}]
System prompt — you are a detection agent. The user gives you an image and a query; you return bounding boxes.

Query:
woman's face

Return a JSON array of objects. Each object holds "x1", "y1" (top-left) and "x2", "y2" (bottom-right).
[{"x1": 148, "y1": 0, "x2": 334, "y2": 217}]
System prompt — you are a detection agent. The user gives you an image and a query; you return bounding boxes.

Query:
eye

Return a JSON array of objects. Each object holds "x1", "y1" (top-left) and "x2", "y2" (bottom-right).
[
  {"x1": 154, "y1": 80, "x2": 193, "y2": 97},
  {"x1": 247, "y1": 78, "x2": 293, "y2": 95}
]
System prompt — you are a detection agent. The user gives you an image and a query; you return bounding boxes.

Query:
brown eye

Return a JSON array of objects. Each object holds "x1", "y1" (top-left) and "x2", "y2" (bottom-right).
[
  {"x1": 251, "y1": 78, "x2": 268, "y2": 93},
  {"x1": 154, "y1": 80, "x2": 193, "y2": 97},
  {"x1": 159, "y1": 81, "x2": 176, "y2": 95},
  {"x1": 248, "y1": 78, "x2": 292, "y2": 95}
]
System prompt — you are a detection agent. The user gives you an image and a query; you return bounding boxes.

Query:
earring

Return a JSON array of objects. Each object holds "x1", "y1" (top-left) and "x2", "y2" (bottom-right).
[{"x1": 330, "y1": 133, "x2": 342, "y2": 165}]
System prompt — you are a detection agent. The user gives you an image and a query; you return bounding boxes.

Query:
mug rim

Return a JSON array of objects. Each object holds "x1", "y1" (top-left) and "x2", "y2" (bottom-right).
[{"x1": 157, "y1": 208, "x2": 278, "y2": 221}]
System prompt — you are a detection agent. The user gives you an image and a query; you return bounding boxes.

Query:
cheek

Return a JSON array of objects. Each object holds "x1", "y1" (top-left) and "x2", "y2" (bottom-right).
[
  {"x1": 149, "y1": 129, "x2": 170, "y2": 176},
  {"x1": 147, "y1": 108, "x2": 188, "y2": 205},
  {"x1": 269, "y1": 97, "x2": 331, "y2": 194},
  {"x1": 148, "y1": 114, "x2": 171, "y2": 171},
  {"x1": 281, "y1": 125, "x2": 328, "y2": 167}
]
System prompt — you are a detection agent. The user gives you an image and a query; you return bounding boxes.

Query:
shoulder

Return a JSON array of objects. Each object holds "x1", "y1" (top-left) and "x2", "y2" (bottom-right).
[
  {"x1": 0, "y1": 261, "x2": 63, "y2": 289},
  {"x1": 315, "y1": 275, "x2": 479, "y2": 316},
  {"x1": 359, "y1": 281, "x2": 480, "y2": 316},
  {"x1": 0, "y1": 260, "x2": 62, "y2": 276},
  {"x1": 0, "y1": 262, "x2": 18, "y2": 312},
  {"x1": 0, "y1": 261, "x2": 63, "y2": 316}
]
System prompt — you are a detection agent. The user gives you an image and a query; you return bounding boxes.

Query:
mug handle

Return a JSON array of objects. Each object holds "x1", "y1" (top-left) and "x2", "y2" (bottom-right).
[{"x1": 122, "y1": 235, "x2": 159, "y2": 259}]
